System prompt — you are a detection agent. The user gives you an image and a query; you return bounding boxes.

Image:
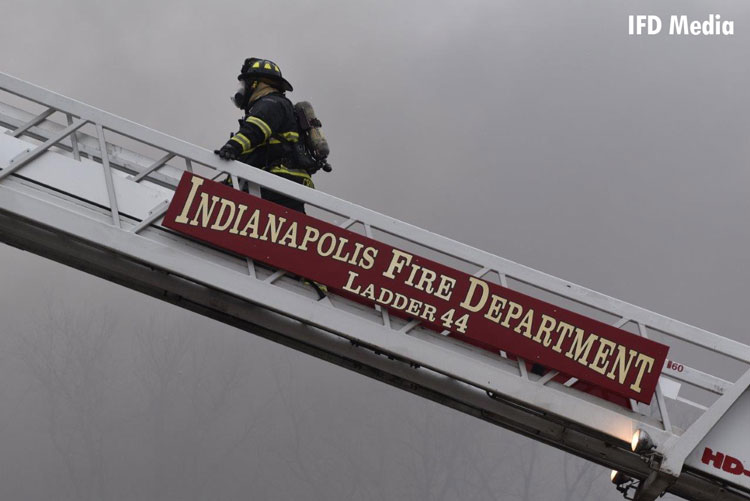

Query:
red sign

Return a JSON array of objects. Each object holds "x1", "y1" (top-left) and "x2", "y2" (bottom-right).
[{"x1": 163, "y1": 173, "x2": 669, "y2": 403}]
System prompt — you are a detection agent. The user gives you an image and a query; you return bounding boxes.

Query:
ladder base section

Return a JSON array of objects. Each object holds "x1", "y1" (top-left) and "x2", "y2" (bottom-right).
[{"x1": 1, "y1": 210, "x2": 746, "y2": 501}]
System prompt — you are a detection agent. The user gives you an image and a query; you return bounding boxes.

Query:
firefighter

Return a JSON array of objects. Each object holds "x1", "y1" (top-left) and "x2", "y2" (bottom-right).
[
  {"x1": 215, "y1": 58, "x2": 327, "y2": 298},
  {"x1": 214, "y1": 57, "x2": 312, "y2": 213}
]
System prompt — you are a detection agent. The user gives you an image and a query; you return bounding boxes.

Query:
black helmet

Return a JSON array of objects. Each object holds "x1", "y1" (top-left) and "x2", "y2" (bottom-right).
[{"x1": 238, "y1": 58, "x2": 293, "y2": 92}]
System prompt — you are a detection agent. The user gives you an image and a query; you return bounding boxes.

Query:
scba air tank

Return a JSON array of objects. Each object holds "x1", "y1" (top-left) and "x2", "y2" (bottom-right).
[{"x1": 294, "y1": 101, "x2": 331, "y2": 171}]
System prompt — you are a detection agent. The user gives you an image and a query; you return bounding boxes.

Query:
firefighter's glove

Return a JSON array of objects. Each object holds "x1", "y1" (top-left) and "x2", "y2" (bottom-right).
[{"x1": 214, "y1": 141, "x2": 241, "y2": 161}]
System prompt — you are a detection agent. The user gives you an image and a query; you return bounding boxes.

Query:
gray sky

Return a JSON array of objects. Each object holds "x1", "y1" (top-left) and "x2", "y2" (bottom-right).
[{"x1": 1, "y1": 1, "x2": 749, "y2": 499}]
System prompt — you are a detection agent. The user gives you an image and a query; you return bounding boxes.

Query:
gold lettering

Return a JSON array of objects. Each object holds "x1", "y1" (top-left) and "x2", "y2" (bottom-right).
[
  {"x1": 514, "y1": 309, "x2": 535, "y2": 338},
  {"x1": 589, "y1": 338, "x2": 617, "y2": 375},
  {"x1": 533, "y1": 315, "x2": 557, "y2": 347},
  {"x1": 405, "y1": 264, "x2": 420, "y2": 287},
  {"x1": 405, "y1": 298, "x2": 423, "y2": 315},
  {"x1": 552, "y1": 322, "x2": 576, "y2": 353},
  {"x1": 361, "y1": 283, "x2": 376, "y2": 300},
  {"x1": 331, "y1": 237, "x2": 352, "y2": 263},
  {"x1": 606, "y1": 346, "x2": 638, "y2": 383},
  {"x1": 260, "y1": 214, "x2": 286, "y2": 242},
  {"x1": 228, "y1": 204, "x2": 248, "y2": 235},
  {"x1": 188, "y1": 193, "x2": 220, "y2": 228},
  {"x1": 434, "y1": 275, "x2": 456, "y2": 301},
  {"x1": 238, "y1": 209, "x2": 260, "y2": 238},
  {"x1": 277, "y1": 222, "x2": 299, "y2": 248},
  {"x1": 343, "y1": 270, "x2": 361, "y2": 294},
  {"x1": 392, "y1": 293, "x2": 408, "y2": 310},
  {"x1": 383, "y1": 249, "x2": 413, "y2": 279},
  {"x1": 347, "y1": 242, "x2": 365, "y2": 266},
  {"x1": 460, "y1": 277, "x2": 490, "y2": 313},
  {"x1": 629, "y1": 354, "x2": 656, "y2": 393},
  {"x1": 298, "y1": 225, "x2": 320, "y2": 251},
  {"x1": 377, "y1": 287, "x2": 394, "y2": 305},
  {"x1": 499, "y1": 301, "x2": 523, "y2": 329},
  {"x1": 564, "y1": 329, "x2": 598, "y2": 366},
  {"x1": 210, "y1": 198, "x2": 236, "y2": 231},
  {"x1": 317, "y1": 232, "x2": 337, "y2": 257},
  {"x1": 175, "y1": 175, "x2": 204, "y2": 224},
  {"x1": 420, "y1": 304, "x2": 437, "y2": 322},
  {"x1": 484, "y1": 295, "x2": 507, "y2": 323},
  {"x1": 359, "y1": 247, "x2": 378, "y2": 270},
  {"x1": 415, "y1": 268, "x2": 437, "y2": 294}
]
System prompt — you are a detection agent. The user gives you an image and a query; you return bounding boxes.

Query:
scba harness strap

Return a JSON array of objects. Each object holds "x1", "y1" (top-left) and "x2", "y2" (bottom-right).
[{"x1": 266, "y1": 96, "x2": 331, "y2": 175}]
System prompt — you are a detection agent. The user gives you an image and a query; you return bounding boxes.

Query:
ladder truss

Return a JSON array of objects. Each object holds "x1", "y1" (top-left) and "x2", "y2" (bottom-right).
[{"x1": 0, "y1": 72, "x2": 748, "y2": 501}]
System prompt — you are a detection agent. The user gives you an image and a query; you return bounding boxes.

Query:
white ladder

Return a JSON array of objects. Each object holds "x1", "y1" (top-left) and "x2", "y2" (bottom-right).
[{"x1": 1, "y1": 71, "x2": 747, "y2": 501}]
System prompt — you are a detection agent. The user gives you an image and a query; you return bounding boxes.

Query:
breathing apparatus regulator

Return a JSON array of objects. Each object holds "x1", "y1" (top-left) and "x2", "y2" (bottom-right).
[{"x1": 231, "y1": 79, "x2": 258, "y2": 110}]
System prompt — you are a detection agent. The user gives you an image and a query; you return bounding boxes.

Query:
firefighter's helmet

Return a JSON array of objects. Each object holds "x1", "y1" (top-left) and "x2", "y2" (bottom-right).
[{"x1": 238, "y1": 58, "x2": 293, "y2": 92}]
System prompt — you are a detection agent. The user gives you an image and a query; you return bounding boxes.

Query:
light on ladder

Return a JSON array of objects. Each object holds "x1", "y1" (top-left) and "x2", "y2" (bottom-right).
[
  {"x1": 631, "y1": 429, "x2": 655, "y2": 453},
  {"x1": 611, "y1": 470, "x2": 638, "y2": 499},
  {"x1": 610, "y1": 469, "x2": 631, "y2": 485}
]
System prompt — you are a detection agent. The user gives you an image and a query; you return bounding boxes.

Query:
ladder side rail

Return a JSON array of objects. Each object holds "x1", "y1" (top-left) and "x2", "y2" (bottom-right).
[
  {"x1": 1, "y1": 83, "x2": 744, "y2": 437},
  {"x1": 0, "y1": 192, "x2": 687, "y2": 496},
  {"x1": 0, "y1": 175, "x2": 669, "y2": 445},
  {"x1": 0, "y1": 200, "x2": 743, "y2": 501},
  {"x1": 5, "y1": 74, "x2": 750, "y2": 498},
  {"x1": 1, "y1": 78, "x2": 744, "y2": 431},
  {"x1": 0, "y1": 102, "x2": 181, "y2": 190},
  {"x1": 1, "y1": 149, "x2": 748, "y2": 501},
  {"x1": 3, "y1": 111, "x2": 738, "y2": 442},
  {"x1": 0, "y1": 73, "x2": 253, "y2": 197},
  {"x1": 2, "y1": 72, "x2": 748, "y2": 369}
]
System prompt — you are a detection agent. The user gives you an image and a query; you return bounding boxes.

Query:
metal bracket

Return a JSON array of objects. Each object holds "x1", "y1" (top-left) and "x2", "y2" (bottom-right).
[
  {"x1": 7, "y1": 147, "x2": 32, "y2": 165},
  {"x1": 633, "y1": 469, "x2": 677, "y2": 501}
]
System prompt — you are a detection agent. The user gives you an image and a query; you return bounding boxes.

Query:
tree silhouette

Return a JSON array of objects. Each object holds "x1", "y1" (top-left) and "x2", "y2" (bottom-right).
[{"x1": 16, "y1": 303, "x2": 118, "y2": 501}]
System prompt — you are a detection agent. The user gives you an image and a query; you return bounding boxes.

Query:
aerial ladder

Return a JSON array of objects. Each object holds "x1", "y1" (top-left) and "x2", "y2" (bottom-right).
[{"x1": 1, "y1": 72, "x2": 749, "y2": 501}]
